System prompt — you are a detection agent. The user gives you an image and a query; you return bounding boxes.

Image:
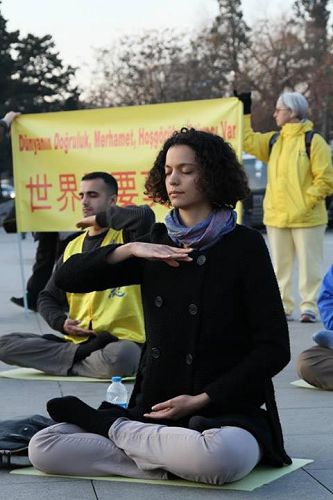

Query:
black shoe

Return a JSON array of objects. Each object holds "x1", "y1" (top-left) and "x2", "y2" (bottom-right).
[{"x1": 10, "y1": 296, "x2": 37, "y2": 312}]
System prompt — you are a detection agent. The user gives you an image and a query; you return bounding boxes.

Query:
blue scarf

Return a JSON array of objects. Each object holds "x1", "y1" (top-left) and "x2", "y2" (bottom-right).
[{"x1": 164, "y1": 208, "x2": 237, "y2": 250}]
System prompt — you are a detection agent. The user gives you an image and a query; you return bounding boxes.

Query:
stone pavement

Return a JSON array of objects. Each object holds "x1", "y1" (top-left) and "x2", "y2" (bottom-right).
[{"x1": 0, "y1": 227, "x2": 333, "y2": 499}]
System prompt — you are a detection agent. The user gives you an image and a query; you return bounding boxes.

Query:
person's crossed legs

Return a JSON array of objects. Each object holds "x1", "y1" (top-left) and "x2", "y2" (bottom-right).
[{"x1": 29, "y1": 396, "x2": 261, "y2": 485}]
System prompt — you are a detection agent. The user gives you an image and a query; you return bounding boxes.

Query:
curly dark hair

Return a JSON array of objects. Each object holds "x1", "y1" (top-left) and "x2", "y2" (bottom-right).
[{"x1": 145, "y1": 128, "x2": 250, "y2": 208}]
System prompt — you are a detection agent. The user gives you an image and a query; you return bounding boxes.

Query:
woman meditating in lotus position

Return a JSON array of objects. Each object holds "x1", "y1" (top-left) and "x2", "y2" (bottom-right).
[{"x1": 29, "y1": 128, "x2": 291, "y2": 485}]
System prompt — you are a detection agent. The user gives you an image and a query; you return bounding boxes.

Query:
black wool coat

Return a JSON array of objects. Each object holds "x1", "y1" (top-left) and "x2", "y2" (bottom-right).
[{"x1": 55, "y1": 223, "x2": 291, "y2": 466}]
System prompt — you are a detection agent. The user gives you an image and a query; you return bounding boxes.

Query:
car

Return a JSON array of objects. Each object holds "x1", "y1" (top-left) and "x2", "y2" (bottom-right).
[
  {"x1": 242, "y1": 154, "x2": 267, "y2": 229},
  {"x1": 0, "y1": 183, "x2": 15, "y2": 226},
  {"x1": 327, "y1": 195, "x2": 333, "y2": 228},
  {"x1": 0, "y1": 183, "x2": 15, "y2": 201},
  {"x1": 326, "y1": 148, "x2": 333, "y2": 227}
]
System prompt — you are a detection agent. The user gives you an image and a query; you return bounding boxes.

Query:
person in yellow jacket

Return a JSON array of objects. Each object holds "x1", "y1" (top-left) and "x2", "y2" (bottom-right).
[
  {"x1": 0, "y1": 172, "x2": 155, "y2": 378},
  {"x1": 237, "y1": 91, "x2": 333, "y2": 322}
]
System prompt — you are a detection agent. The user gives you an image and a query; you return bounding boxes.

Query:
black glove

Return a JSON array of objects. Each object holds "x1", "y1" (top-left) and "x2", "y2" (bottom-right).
[{"x1": 234, "y1": 90, "x2": 252, "y2": 114}]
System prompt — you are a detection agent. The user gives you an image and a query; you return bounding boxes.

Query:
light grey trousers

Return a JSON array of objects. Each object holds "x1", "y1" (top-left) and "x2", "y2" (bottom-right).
[
  {"x1": 0, "y1": 332, "x2": 141, "y2": 378},
  {"x1": 28, "y1": 418, "x2": 261, "y2": 485}
]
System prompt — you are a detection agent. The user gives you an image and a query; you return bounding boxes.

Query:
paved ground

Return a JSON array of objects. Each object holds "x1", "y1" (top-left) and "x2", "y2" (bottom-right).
[{"x1": 0, "y1": 227, "x2": 333, "y2": 499}]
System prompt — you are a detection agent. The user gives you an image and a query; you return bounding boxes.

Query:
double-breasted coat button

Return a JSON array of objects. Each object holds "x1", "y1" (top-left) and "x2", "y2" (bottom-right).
[
  {"x1": 186, "y1": 353, "x2": 193, "y2": 365},
  {"x1": 197, "y1": 255, "x2": 206, "y2": 266},
  {"x1": 154, "y1": 296, "x2": 163, "y2": 307},
  {"x1": 151, "y1": 347, "x2": 160, "y2": 359},
  {"x1": 188, "y1": 303, "x2": 198, "y2": 315}
]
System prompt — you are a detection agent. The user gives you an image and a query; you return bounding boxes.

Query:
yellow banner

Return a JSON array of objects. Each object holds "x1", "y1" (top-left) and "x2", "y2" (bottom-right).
[{"x1": 11, "y1": 97, "x2": 243, "y2": 231}]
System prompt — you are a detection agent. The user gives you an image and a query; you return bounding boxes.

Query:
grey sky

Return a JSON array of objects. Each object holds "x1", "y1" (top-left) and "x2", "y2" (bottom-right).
[{"x1": 1, "y1": 0, "x2": 295, "y2": 87}]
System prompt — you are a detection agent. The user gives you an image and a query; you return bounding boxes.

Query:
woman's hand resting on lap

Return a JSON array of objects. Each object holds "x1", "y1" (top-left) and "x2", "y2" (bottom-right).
[{"x1": 144, "y1": 393, "x2": 210, "y2": 420}]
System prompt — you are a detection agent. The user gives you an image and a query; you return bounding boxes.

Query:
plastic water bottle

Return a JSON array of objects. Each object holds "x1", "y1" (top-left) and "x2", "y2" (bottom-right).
[{"x1": 106, "y1": 376, "x2": 128, "y2": 408}]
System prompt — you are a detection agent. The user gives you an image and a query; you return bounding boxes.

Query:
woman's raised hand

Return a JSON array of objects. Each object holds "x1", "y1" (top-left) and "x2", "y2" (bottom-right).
[
  {"x1": 129, "y1": 242, "x2": 193, "y2": 267},
  {"x1": 106, "y1": 242, "x2": 193, "y2": 266}
]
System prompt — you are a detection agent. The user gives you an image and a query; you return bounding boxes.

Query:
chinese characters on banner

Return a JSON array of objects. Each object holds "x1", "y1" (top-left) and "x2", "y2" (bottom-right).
[
  {"x1": 11, "y1": 98, "x2": 243, "y2": 231},
  {"x1": 26, "y1": 173, "x2": 82, "y2": 212},
  {"x1": 26, "y1": 172, "x2": 140, "y2": 212}
]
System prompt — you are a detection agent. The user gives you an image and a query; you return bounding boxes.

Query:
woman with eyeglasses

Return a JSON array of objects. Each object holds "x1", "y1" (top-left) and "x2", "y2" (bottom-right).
[{"x1": 237, "y1": 91, "x2": 333, "y2": 324}]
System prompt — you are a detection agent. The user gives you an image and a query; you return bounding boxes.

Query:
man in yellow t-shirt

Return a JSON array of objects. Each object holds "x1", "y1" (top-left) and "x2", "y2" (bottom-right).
[{"x1": 0, "y1": 172, "x2": 154, "y2": 378}]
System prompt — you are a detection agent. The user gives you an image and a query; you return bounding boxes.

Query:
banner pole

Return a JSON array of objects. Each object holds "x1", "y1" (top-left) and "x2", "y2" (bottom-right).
[{"x1": 16, "y1": 232, "x2": 28, "y2": 317}]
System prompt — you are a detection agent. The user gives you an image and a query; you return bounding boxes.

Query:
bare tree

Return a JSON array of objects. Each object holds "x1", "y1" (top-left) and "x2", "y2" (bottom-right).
[
  {"x1": 85, "y1": 0, "x2": 333, "y2": 139},
  {"x1": 292, "y1": 0, "x2": 333, "y2": 137},
  {"x1": 87, "y1": 29, "x2": 212, "y2": 107},
  {"x1": 235, "y1": 1, "x2": 333, "y2": 138},
  {"x1": 242, "y1": 18, "x2": 306, "y2": 131}
]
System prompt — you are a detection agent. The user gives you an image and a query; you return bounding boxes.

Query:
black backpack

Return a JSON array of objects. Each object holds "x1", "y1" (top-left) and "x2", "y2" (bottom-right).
[
  {"x1": 0, "y1": 414, "x2": 52, "y2": 467},
  {"x1": 268, "y1": 130, "x2": 316, "y2": 159}
]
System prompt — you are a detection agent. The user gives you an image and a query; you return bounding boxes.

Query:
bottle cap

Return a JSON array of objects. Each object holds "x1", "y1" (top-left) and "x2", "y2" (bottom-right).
[{"x1": 111, "y1": 376, "x2": 122, "y2": 382}]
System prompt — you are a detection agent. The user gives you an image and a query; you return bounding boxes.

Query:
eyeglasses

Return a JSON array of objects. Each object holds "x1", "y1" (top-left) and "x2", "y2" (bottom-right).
[{"x1": 274, "y1": 108, "x2": 290, "y2": 113}]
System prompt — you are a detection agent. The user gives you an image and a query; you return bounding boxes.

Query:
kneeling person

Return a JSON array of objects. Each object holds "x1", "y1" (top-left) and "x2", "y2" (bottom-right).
[
  {"x1": 0, "y1": 172, "x2": 154, "y2": 378},
  {"x1": 297, "y1": 264, "x2": 333, "y2": 389}
]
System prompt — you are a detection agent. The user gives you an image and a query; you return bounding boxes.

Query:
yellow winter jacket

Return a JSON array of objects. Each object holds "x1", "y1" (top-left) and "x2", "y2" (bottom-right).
[{"x1": 244, "y1": 115, "x2": 333, "y2": 227}]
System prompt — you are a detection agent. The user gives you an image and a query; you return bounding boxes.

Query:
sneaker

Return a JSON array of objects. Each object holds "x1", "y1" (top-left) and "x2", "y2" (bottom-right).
[
  {"x1": 300, "y1": 310, "x2": 317, "y2": 323},
  {"x1": 10, "y1": 296, "x2": 37, "y2": 312}
]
